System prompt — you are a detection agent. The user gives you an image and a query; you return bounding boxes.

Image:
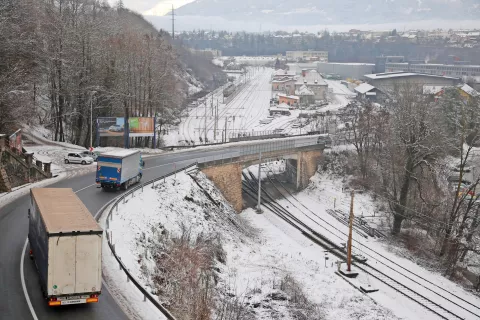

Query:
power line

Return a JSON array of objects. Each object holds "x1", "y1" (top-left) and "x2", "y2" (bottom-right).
[{"x1": 171, "y1": 4, "x2": 175, "y2": 40}]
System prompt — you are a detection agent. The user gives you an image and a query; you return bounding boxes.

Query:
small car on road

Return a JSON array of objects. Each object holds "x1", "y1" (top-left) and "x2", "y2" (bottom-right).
[{"x1": 64, "y1": 153, "x2": 94, "y2": 165}]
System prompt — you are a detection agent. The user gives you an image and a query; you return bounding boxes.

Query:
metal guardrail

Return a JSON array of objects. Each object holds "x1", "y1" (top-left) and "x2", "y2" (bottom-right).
[{"x1": 102, "y1": 162, "x2": 198, "y2": 320}]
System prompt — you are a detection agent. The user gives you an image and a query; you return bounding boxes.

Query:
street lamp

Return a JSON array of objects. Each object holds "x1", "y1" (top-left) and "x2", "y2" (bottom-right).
[{"x1": 90, "y1": 91, "x2": 97, "y2": 149}]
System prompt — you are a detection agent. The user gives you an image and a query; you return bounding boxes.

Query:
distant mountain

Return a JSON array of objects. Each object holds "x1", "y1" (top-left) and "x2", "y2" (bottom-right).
[{"x1": 174, "y1": 0, "x2": 480, "y2": 25}]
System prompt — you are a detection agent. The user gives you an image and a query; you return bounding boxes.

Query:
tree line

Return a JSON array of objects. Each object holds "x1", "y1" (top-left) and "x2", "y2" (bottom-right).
[
  {"x1": 177, "y1": 30, "x2": 480, "y2": 64},
  {"x1": 0, "y1": 0, "x2": 224, "y2": 148},
  {"x1": 338, "y1": 85, "x2": 480, "y2": 277}
]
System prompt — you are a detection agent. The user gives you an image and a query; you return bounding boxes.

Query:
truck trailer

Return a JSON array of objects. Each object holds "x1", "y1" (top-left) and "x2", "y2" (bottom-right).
[
  {"x1": 96, "y1": 149, "x2": 144, "y2": 190},
  {"x1": 28, "y1": 188, "x2": 103, "y2": 306}
]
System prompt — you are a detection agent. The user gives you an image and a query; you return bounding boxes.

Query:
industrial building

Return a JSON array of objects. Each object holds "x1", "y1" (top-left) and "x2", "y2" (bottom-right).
[
  {"x1": 375, "y1": 55, "x2": 480, "y2": 78},
  {"x1": 286, "y1": 50, "x2": 328, "y2": 62},
  {"x1": 384, "y1": 62, "x2": 480, "y2": 78},
  {"x1": 363, "y1": 72, "x2": 461, "y2": 100},
  {"x1": 317, "y1": 62, "x2": 375, "y2": 80}
]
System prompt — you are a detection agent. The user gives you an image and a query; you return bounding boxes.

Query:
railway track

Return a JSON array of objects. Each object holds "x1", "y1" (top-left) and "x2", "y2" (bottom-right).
[{"x1": 241, "y1": 170, "x2": 479, "y2": 320}]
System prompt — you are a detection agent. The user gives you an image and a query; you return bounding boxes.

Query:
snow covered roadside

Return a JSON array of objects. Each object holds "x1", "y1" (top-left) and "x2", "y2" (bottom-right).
[
  {"x1": 0, "y1": 171, "x2": 67, "y2": 209},
  {"x1": 99, "y1": 202, "x2": 169, "y2": 320},
  {"x1": 105, "y1": 168, "x2": 400, "y2": 320}
]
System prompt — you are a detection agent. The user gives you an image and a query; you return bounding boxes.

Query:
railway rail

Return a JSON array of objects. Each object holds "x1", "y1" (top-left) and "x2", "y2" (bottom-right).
[{"x1": 241, "y1": 170, "x2": 480, "y2": 320}]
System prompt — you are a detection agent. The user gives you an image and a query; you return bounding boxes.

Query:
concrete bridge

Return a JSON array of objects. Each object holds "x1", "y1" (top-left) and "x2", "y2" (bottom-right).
[{"x1": 198, "y1": 135, "x2": 329, "y2": 212}]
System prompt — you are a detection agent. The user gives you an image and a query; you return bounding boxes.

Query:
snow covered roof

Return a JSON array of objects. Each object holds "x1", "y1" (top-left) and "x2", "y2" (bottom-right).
[
  {"x1": 277, "y1": 103, "x2": 291, "y2": 109},
  {"x1": 100, "y1": 149, "x2": 141, "y2": 158},
  {"x1": 423, "y1": 85, "x2": 445, "y2": 95},
  {"x1": 365, "y1": 72, "x2": 459, "y2": 80},
  {"x1": 295, "y1": 84, "x2": 314, "y2": 96},
  {"x1": 295, "y1": 70, "x2": 327, "y2": 86},
  {"x1": 273, "y1": 69, "x2": 295, "y2": 76},
  {"x1": 269, "y1": 107, "x2": 291, "y2": 112},
  {"x1": 354, "y1": 83, "x2": 375, "y2": 94},
  {"x1": 272, "y1": 77, "x2": 294, "y2": 83},
  {"x1": 278, "y1": 94, "x2": 299, "y2": 100},
  {"x1": 460, "y1": 84, "x2": 479, "y2": 97}
]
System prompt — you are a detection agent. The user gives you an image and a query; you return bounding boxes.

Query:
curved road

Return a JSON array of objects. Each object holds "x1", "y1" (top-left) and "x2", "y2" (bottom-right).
[{"x1": 0, "y1": 147, "x2": 240, "y2": 320}]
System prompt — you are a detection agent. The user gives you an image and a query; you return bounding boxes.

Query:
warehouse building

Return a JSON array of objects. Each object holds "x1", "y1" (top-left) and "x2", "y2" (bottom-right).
[{"x1": 317, "y1": 62, "x2": 375, "y2": 80}]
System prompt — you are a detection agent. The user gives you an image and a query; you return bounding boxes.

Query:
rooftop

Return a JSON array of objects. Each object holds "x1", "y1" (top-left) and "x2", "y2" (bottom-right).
[
  {"x1": 100, "y1": 149, "x2": 141, "y2": 158},
  {"x1": 354, "y1": 83, "x2": 376, "y2": 94},
  {"x1": 278, "y1": 94, "x2": 300, "y2": 100},
  {"x1": 364, "y1": 72, "x2": 460, "y2": 81},
  {"x1": 31, "y1": 188, "x2": 102, "y2": 234},
  {"x1": 460, "y1": 84, "x2": 479, "y2": 97},
  {"x1": 295, "y1": 70, "x2": 327, "y2": 86},
  {"x1": 295, "y1": 84, "x2": 315, "y2": 96}
]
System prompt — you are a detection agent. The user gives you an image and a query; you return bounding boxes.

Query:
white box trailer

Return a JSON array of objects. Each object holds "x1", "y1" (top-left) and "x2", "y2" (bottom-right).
[{"x1": 28, "y1": 188, "x2": 103, "y2": 306}]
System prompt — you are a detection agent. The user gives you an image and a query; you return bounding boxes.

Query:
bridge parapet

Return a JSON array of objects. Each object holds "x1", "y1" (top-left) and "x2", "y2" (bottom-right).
[{"x1": 198, "y1": 135, "x2": 329, "y2": 212}]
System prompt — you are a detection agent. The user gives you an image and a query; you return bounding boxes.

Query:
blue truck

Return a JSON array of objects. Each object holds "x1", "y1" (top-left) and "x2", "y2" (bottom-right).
[{"x1": 95, "y1": 150, "x2": 144, "y2": 190}]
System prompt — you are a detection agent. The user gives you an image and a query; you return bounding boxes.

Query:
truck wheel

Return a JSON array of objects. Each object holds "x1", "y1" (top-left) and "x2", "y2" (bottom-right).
[{"x1": 64, "y1": 159, "x2": 69, "y2": 164}]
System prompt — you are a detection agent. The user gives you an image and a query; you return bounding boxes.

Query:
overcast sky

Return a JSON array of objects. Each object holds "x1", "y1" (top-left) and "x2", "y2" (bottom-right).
[{"x1": 111, "y1": 0, "x2": 195, "y2": 16}]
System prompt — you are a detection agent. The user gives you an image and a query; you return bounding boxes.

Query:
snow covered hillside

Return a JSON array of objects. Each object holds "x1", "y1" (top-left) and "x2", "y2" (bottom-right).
[{"x1": 105, "y1": 169, "x2": 407, "y2": 320}]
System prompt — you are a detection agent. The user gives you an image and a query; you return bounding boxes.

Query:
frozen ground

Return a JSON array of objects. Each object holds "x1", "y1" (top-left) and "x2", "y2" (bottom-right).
[{"x1": 106, "y1": 169, "x2": 405, "y2": 320}]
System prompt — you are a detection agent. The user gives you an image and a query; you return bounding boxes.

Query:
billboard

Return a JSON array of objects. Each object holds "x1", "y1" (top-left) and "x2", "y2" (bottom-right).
[
  {"x1": 128, "y1": 117, "x2": 154, "y2": 137},
  {"x1": 9, "y1": 129, "x2": 22, "y2": 153},
  {"x1": 97, "y1": 117, "x2": 154, "y2": 137},
  {"x1": 98, "y1": 117, "x2": 125, "y2": 137}
]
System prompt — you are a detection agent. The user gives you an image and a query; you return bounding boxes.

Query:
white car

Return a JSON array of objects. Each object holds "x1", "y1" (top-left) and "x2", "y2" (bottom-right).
[{"x1": 64, "y1": 152, "x2": 94, "y2": 165}]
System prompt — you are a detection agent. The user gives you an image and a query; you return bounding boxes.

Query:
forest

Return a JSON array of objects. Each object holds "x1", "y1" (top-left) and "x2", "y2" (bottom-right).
[{"x1": 0, "y1": 0, "x2": 225, "y2": 148}]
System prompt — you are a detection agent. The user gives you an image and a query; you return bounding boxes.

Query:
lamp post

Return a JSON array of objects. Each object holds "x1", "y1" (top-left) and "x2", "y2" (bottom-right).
[{"x1": 90, "y1": 91, "x2": 97, "y2": 149}]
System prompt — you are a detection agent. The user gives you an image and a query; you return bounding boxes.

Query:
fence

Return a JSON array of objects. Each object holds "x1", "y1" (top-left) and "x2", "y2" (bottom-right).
[{"x1": 101, "y1": 162, "x2": 199, "y2": 320}]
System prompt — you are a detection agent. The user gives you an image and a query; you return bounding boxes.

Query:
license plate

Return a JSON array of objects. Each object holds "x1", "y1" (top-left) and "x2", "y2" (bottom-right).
[{"x1": 61, "y1": 299, "x2": 86, "y2": 305}]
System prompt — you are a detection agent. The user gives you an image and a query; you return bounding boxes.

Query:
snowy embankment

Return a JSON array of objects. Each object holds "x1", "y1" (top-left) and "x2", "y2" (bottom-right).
[
  {"x1": 255, "y1": 159, "x2": 480, "y2": 320},
  {"x1": 104, "y1": 168, "x2": 399, "y2": 320}
]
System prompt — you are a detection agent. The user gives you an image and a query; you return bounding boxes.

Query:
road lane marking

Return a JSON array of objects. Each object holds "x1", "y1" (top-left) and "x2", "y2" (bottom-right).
[{"x1": 21, "y1": 237, "x2": 39, "y2": 320}]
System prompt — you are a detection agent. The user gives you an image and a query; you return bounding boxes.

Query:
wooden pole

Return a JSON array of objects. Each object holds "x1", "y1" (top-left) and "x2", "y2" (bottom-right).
[{"x1": 347, "y1": 190, "x2": 355, "y2": 272}]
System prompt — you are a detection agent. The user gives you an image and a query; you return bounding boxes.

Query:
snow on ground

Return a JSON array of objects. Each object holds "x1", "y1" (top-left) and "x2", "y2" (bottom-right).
[
  {"x1": 257, "y1": 162, "x2": 480, "y2": 320},
  {"x1": 0, "y1": 172, "x2": 67, "y2": 208},
  {"x1": 162, "y1": 69, "x2": 355, "y2": 146},
  {"x1": 106, "y1": 169, "x2": 403, "y2": 320}
]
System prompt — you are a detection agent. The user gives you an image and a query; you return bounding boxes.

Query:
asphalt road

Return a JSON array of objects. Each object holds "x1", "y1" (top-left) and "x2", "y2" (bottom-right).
[{"x1": 0, "y1": 147, "x2": 240, "y2": 320}]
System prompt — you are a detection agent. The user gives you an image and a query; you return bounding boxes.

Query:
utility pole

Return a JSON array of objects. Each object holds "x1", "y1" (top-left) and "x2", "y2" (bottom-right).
[
  {"x1": 347, "y1": 190, "x2": 355, "y2": 272},
  {"x1": 214, "y1": 99, "x2": 218, "y2": 141},
  {"x1": 171, "y1": 4, "x2": 175, "y2": 40},
  {"x1": 204, "y1": 98, "x2": 207, "y2": 143},
  {"x1": 256, "y1": 152, "x2": 263, "y2": 213},
  {"x1": 224, "y1": 116, "x2": 228, "y2": 142},
  {"x1": 90, "y1": 96, "x2": 93, "y2": 149}
]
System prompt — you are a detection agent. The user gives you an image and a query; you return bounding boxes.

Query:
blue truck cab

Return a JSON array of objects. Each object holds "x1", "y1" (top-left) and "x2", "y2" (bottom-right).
[{"x1": 95, "y1": 150, "x2": 144, "y2": 190}]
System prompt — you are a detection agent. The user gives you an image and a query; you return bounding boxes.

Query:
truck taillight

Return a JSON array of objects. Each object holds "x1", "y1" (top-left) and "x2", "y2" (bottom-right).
[
  {"x1": 48, "y1": 297, "x2": 61, "y2": 306},
  {"x1": 87, "y1": 294, "x2": 99, "y2": 303}
]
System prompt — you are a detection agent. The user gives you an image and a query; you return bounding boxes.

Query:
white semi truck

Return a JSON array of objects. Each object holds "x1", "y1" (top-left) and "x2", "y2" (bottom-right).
[{"x1": 28, "y1": 188, "x2": 103, "y2": 306}]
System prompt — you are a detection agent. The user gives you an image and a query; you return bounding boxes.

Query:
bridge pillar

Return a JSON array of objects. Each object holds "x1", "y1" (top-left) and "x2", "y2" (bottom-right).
[
  {"x1": 201, "y1": 163, "x2": 243, "y2": 212},
  {"x1": 296, "y1": 150, "x2": 323, "y2": 190}
]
